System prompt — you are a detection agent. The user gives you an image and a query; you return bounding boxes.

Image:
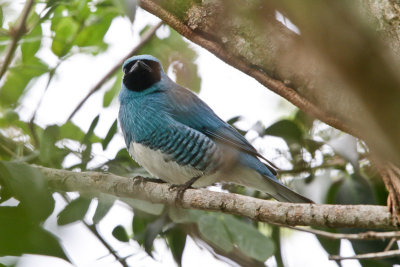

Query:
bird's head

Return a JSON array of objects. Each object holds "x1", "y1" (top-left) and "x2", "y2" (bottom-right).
[{"x1": 122, "y1": 55, "x2": 163, "y2": 92}]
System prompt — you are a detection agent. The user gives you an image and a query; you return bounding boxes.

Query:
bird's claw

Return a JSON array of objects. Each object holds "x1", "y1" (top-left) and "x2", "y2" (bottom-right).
[
  {"x1": 169, "y1": 176, "x2": 201, "y2": 206},
  {"x1": 169, "y1": 183, "x2": 192, "y2": 206}
]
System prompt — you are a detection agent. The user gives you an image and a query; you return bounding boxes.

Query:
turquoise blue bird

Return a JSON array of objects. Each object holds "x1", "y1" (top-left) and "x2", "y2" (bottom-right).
[{"x1": 118, "y1": 55, "x2": 312, "y2": 203}]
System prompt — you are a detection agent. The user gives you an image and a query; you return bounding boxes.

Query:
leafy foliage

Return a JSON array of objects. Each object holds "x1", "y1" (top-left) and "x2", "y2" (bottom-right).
[
  {"x1": 0, "y1": 0, "x2": 393, "y2": 266},
  {"x1": 57, "y1": 197, "x2": 91, "y2": 225},
  {"x1": 0, "y1": 161, "x2": 67, "y2": 260},
  {"x1": 0, "y1": 0, "x2": 201, "y2": 264}
]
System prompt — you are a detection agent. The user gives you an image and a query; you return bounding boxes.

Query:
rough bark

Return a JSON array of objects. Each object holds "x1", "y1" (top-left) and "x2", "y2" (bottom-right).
[{"x1": 36, "y1": 165, "x2": 398, "y2": 229}]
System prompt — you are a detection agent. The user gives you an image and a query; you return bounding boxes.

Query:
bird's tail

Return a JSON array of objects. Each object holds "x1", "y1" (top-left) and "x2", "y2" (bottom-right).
[
  {"x1": 266, "y1": 177, "x2": 313, "y2": 203},
  {"x1": 227, "y1": 154, "x2": 313, "y2": 203},
  {"x1": 228, "y1": 166, "x2": 313, "y2": 203}
]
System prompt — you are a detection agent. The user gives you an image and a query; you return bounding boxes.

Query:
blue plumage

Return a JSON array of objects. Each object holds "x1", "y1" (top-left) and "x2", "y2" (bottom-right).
[{"x1": 118, "y1": 55, "x2": 312, "y2": 203}]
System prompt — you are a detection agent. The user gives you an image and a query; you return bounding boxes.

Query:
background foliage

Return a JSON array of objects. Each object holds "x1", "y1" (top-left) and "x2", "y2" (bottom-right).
[{"x1": 0, "y1": 0, "x2": 396, "y2": 266}]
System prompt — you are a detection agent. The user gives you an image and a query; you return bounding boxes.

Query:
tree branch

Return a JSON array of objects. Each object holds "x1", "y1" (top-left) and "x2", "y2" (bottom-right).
[
  {"x1": 35, "y1": 165, "x2": 398, "y2": 229},
  {"x1": 0, "y1": 0, "x2": 34, "y2": 79},
  {"x1": 384, "y1": 238, "x2": 397, "y2": 252},
  {"x1": 283, "y1": 226, "x2": 400, "y2": 240},
  {"x1": 329, "y1": 250, "x2": 400, "y2": 261},
  {"x1": 67, "y1": 21, "x2": 163, "y2": 121}
]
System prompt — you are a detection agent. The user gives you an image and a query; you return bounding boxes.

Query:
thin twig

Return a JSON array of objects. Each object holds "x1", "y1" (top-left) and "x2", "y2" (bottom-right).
[
  {"x1": 384, "y1": 238, "x2": 397, "y2": 251},
  {"x1": 279, "y1": 157, "x2": 347, "y2": 175},
  {"x1": 282, "y1": 225, "x2": 400, "y2": 240},
  {"x1": 0, "y1": 0, "x2": 35, "y2": 79},
  {"x1": 67, "y1": 21, "x2": 163, "y2": 121},
  {"x1": 329, "y1": 250, "x2": 400, "y2": 261},
  {"x1": 60, "y1": 193, "x2": 129, "y2": 267},
  {"x1": 30, "y1": 65, "x2": 59, "y2": 123},
  {"x1": 86, "y1": 223, "x2": 129, "y2": 267},
  {"x1": 28, "y1": 64, "x2": 60, "y2": 146}
]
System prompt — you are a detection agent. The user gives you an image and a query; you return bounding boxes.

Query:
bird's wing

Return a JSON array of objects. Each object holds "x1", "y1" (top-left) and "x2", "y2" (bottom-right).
[{"x1": 167, "y1": 86, "x2": 277, "y2": 175}]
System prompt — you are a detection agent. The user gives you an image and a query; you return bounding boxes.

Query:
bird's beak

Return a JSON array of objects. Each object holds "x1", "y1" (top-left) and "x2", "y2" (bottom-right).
[{"x1": 128, "y1": 60, "x2": 152, "y2": 74}]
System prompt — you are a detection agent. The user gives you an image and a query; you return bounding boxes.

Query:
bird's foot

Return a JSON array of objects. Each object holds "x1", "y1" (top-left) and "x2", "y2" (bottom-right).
[{"x1": 169, "y1": 176, "x2": 201, "y2": 206}]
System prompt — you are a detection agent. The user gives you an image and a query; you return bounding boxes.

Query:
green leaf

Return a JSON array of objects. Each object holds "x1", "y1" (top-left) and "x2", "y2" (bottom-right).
[
  {"x1": 51, "y1": 16, "x2": 79, "y2": 57},
  {"x1": 132, "y1": 213, "x2": 158, "y2": 246},
  {"x1": 0, "y1": 162, "x2": 66, "y2": 260},
  {"x1": 0, "y1": 6, "x2": 3, "y2": 26},
  {"x1": 325, "y1": 179, "x2": 343, "y2": 204},
  {"x1": 168, "y1": 208, "x2": 204, "y2": 224},
  {"x1": 102, "y1": 119, "x2": 117, "y2": 150},
  {"x1": 166, "y1": 227, "x2": 186, "y2": 266},
  {"x1": 103, "y1": 72, "x2": 123, "y2": 107},
  {"x1": 227, "y1": 116, "x2": 242, "y2": 126},
  {"x1": 59, "y1": 121, "x2": 101, "y2": 143},
  {"x1": 39, "y1": 125, "x2": 60, "y2": 165},
  {"x1": 21, "y1": 16, "x2": 42, "y2": 62},
  {"x1": 75, "y1": 12, "x2": 115, "y2": 51},
  {"x1": 57, "y1": 197, "x2": 91, "y2": 225},
  {"x1": 59, "y1": 121, "x2": 85, "y2": 141},
  {"x1": 304, "y1": 138, "x2": 323, "y2": 155},
  {"x1": 224, "y1": 215, "x2": 274, "y2": 262},
  {"x1": 132, "y1": 215, "x2": 148, "y2": 245},
  {"x1": 110, "y1": 0, "x2": 137, "y2": 22},
  {"x1": 294, "y1": 109, "x2": 315, "y2": 132},
  {"x1": 92, "y1": 199, "x2": 114, "y2": 224},
  {"x1": 0, "y1": 161, "x2": 54, "y2": 222},
  {"x1": 0, "y1": 109, "x2": 19, "y2": 127},
  {"x1": 335, "y1": 173, "x2": 374, "y2": 205},
  {"x1": 0, "y1": 57, "x2": 48, "y2": 107},
  {"x1": 121, "y1": 198, "x2": 164, "y2": 215},
  {"x1": 81, "y1": 115, "x2": 100, "y2": 169},
  {"x1": 50, "y1": 5, "x2": 67, "y2": 32},
  {"x1": 72, "y1": 0, "x2": 91, "y2": 23},
  {"x1": 112, "y1": 225, "x2": 130, "y2": 242},
  {"x1": 99, "y1": 148, "x2": 140, "y2": 175},
  {"x1": 0, "y1": 207, "x2": 68, "y2": 261},
  {"x1": 197, "y1": 214, "x2": 233, "y2": 253},
  {"x1": 46, "y1": 0, "x2": 64, "y2": 8},
  {"x1": 83, "y1": 115, "x2": 100, "y2": 144},
  {"x1": 332, "y1": 174, "x2": 400, "y2": 266},
  {"x1": 313, "y1": 227, "x2": 341, "y2": 256},
  {"x1": 144, "y1": 214, "x2": 167, "y2": 255},
  {"x1": 138, "y1": 25, "x2": 201, "y2": 93},
  {"x1": 264, "y1": 119, "x2": 303, "y2": 144},
  {"x1": 0, "y1": 184, "x2": 12, "y2": 203}
]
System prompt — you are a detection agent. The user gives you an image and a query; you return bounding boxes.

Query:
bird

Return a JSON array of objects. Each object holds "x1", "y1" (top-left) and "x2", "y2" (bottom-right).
[{"x1": 118, "y1": 54, "x2": 312, "y2": 203}]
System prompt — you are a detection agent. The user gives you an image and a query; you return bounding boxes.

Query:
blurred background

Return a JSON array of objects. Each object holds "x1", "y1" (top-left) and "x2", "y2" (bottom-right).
[{"x1": 0, "y1": 1, "x2": 398, "y2": 267}]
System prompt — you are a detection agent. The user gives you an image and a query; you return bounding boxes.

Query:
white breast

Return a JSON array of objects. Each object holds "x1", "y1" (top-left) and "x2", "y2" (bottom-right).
[{"x1": 129, "y1": 142, "x2": 218, "y2": 186}]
